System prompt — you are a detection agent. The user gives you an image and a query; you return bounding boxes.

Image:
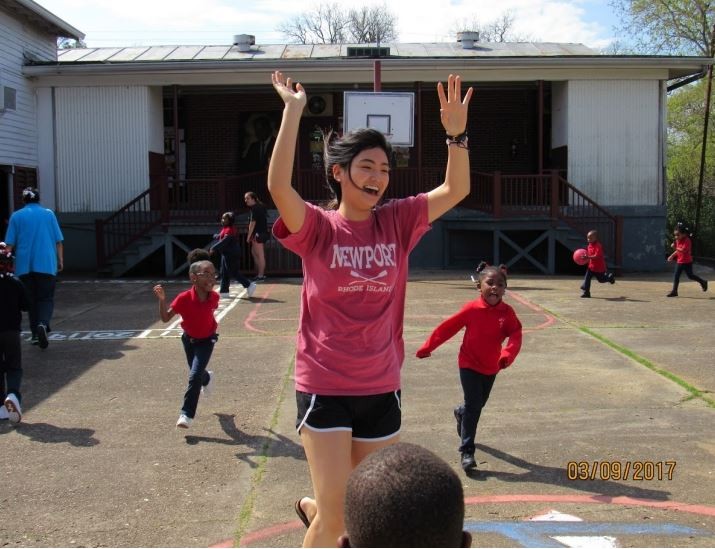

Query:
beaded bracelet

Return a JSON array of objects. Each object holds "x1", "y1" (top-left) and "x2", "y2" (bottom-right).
[{"x1": 446, "y1": 131, "x2": 468, "y2": 149}]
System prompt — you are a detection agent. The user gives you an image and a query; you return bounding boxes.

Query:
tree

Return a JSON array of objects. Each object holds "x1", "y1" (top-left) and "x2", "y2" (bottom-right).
[
  {"x1": 667, "y1": 81, "x2": 715, "y2": 254},
  {"x1": 450, "y1": 11, "x2": 537, "y2": 43},
  {"x1": 609, "y1": 0, "x2": 714, "y2": 55},
  {"x1": 347, "y1": 6, "x2": 397, "y2": 44},
  {"x1": 57, "y1": 37, "x2": 86, "y2": 49},
  {"x1": 611, "y1": 0, "x2": 715, "y2": 255},
  {"x1": 278, "y1": 3, "x2": 398, "y2": 44}
]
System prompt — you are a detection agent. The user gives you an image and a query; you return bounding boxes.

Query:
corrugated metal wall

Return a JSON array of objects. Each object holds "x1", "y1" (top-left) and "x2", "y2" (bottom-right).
[
  {"x1": 55, "y1": 86, "x2": 159, "y2": 212},
  {"x1": 568, "y1": 80, "x2": 661, "y2": 206},
  {"x1": 0, "y1": 9, "x2": 56, "y2": 167}
]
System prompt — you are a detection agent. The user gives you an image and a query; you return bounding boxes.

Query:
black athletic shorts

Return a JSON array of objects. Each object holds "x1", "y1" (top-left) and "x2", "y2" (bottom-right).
[
  {"x1": 295, "y1": 390, "x2": 401, "y2": 441},
  {"x1": 253, "y1": 232, "x2": 269, "y2": 244}
]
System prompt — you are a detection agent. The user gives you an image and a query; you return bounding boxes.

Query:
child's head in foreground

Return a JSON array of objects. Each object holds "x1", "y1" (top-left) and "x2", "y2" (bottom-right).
[{"x1": 340, "y1": 442, "x2": 471, "y2": 548}]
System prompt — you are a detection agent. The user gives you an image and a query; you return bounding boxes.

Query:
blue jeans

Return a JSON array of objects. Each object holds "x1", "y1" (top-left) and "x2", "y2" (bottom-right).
[
  {"x1": 580, "y1": 269, "x2": 611, "y2": 293},
  {"x1": 19, "y1": 272, "x2": 56, "y2": 336},
  {"x1": 0, "y1": 331, "x2": 22, "y2": 404},
  {"x1": 457, "y1": 368, "x2": 496, "y2": 454},
  {"x1": 672, "y1": 262, "x2": 705, "y2": 292},
  {"x1": 180, "y1": 333, "x2": 217, "y2": 418},
  {"x1": 219, "y1": 254, "x2": 251, "y2": 293}
]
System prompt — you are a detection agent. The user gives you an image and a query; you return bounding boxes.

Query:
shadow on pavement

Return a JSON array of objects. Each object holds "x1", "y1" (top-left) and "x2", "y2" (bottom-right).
[
  {"x1": 475, "y1": 444, "x2": 671, "y2": 501},
  {"x1": 184, "y1": 413, "x2": 305, "y2": 467},
  {"x1": 1, "y1": 421, "x2": 100, "y2": 446}
]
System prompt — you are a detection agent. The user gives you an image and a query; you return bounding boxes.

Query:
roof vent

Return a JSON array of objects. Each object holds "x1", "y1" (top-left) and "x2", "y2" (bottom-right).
[
  {"x1": 347, "y1": 46, "x2": 390, "y2": 58},
  {"x1": 233, "y1": 34, "x2": 255, "y2": 52},
  {"x1": 457, "y1": 31, "x2": 479, "y2": 49}
]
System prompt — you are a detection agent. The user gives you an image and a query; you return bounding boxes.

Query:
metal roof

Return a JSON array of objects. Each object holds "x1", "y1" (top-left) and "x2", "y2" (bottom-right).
[
  {"x1": 55, "y1": 41, "x2": 598, "y2": 64},
  {"x1": 3, "y1": 0, "x2": 84, "y2": 40}
]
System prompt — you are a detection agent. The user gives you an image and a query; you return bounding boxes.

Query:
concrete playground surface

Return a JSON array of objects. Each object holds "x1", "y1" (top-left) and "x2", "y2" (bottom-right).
[{"x1": 0, "y1": 268, "x2": 714, "y2": 547}]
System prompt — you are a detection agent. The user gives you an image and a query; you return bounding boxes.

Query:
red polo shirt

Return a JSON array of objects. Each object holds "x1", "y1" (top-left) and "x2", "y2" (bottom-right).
[
  {"x1": 171, "y1": 286, "x2": 219, "y2": 339},
  {"x1": 673, "y1": 236, "x2": 693, "y2": 264},
  {"x1": 587, "y1": 241, "x2": 607, "y2": 273}
]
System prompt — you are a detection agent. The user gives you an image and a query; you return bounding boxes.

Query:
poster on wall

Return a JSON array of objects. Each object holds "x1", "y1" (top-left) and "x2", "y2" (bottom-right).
[{"x1": 239, "y1": 112, "x2": 280, "y2": 173}]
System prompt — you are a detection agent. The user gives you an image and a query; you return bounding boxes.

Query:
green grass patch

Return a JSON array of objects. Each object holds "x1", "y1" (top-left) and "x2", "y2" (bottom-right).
[
  {"x1": 579, "y1": 326, "x2": 715, "y2": 409},
  {"x1": 234, "y1": 359, "x2": 295, "y2": 546}
]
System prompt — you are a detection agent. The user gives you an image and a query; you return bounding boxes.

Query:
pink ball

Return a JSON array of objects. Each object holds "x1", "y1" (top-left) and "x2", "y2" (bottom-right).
[{"x1": 572, "y1": 248, "x2": 589, "y2": 266}]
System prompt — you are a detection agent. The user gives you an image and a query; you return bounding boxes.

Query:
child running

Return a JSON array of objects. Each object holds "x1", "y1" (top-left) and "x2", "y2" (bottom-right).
[
  {"x1": 416, "y1": 262, "x2": 522, "y2": 472},
  {"x1": 268, "y1": 70, "x2": 472, "y2": 546},
  {"x1": 153, "y1": 260, "x2": 219, "y2": 429},
  {"x1": 580, "y1": 229, "x2": 615, "y2": 298},
  {"x1": 211, "y1": 211, "x2": 256, "y2": 299},
  {"x1": 667, "y1": 222, "x2": 708, "y2": 297},
  {"x1": 0, "y1": 244, "x2": 29, "y2": 424}
]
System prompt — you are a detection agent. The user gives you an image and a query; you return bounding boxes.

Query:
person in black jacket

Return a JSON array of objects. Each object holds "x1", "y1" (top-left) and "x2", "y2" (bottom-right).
[{"x1": 0, "y1": 243, "x2": 29, "y2": 424}]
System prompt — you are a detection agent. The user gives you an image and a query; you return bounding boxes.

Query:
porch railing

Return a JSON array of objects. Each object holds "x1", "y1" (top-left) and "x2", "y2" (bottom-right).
[{"x1": 96, "y1": 169, "x2": 621, "y2": 270}]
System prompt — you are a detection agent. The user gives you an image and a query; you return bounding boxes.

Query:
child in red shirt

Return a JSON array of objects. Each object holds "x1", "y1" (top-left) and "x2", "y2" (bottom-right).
[
  {"x1": 580, "y1": 229, "x2": 615, "y2": 298},
  {"x1": 667, "y1": 223, "x2": 708, "y2": 297},
  {"x1": 416, "y1": 262, "x2": 522, "y2": 473},
  {"x1": 211, "y1": 211, "x2": 256, "y2": 299},
  {"x1": 153, "y1": 259, "x2": 219, "y2": 429}
]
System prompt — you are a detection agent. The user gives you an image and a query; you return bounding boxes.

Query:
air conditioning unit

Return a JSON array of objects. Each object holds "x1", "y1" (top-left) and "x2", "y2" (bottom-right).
[{"x1": 304, "y1": 94, "x2": 333, "y2": 117}]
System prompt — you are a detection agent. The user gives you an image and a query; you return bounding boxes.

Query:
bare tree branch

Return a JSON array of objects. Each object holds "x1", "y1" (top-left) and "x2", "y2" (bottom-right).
[
  {"x1": 278, "y1": 2, "x2": 397, "y2": 44},
  {"x1": 450, "y1": 10, "x2": 538, "y2": 42}
]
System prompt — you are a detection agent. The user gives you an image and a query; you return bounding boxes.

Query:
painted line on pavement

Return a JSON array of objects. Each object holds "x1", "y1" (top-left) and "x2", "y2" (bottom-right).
[{"x1": 234, "y1": 494, "x2": 715, "y2": 547}]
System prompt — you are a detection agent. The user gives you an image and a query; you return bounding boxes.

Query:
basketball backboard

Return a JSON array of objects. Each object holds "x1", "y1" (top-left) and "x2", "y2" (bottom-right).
[{"x1": 343, "y1": 92, "x2": 414, "y2": 147}]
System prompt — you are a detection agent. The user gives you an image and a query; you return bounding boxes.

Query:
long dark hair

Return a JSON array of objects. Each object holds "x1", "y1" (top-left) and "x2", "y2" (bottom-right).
[
  {"x1": 245, "y1": 191, "x2": 264, "y2": 205},
  {"x1": 322, "y1": 128, "x2": 392, "y2": 210}
]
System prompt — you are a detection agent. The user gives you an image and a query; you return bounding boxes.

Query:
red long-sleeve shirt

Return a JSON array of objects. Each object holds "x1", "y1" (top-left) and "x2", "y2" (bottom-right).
[
  {"x1": 417, "y1": 296, "x2": 522, "y2": 375},
  {"x1": 672, "y1": 236, "x2": 693, "y2": 264}
]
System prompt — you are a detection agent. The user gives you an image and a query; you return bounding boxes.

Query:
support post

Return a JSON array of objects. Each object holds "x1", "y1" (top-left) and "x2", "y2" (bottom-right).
[{"x1": 493, "y1": 171, "x2": 502, "y2": 218}]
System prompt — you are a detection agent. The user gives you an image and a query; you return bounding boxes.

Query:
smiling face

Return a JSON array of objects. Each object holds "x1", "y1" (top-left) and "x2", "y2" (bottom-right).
[
  {"x1": 478, "y1": 269, "x2": 507, "y2": 307},
  {"x1": 189, "y1": 261, "x2": 216, "y2": 293},
  {"x1": 333, "y1": 147, "x2": 390, "y2": 218}
]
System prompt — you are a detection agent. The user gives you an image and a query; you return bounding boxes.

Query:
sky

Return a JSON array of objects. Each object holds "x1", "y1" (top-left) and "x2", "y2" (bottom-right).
[{"x1": 37, "y1": 0, "x2": 621, "y2": 51}]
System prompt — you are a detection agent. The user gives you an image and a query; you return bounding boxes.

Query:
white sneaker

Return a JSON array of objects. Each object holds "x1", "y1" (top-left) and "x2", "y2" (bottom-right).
[
  {"x1": 4, "y1": 393, "x2": 22, "y2": 424},
  {"x1": 201, "y1": 370, "x2": 214, "y2": 398},
  {"x1": 219, "y1": 292, "x2": 230, "y2": 298},
  {"x1": 246, "y1": 282, "x2": 257, "y2": 298},
  {"x1": 0, "y1": 406, "x2": 8, "y2": 420},
  {"x1": 176, "y1": 414, "x2": 192, "y2": 429}
]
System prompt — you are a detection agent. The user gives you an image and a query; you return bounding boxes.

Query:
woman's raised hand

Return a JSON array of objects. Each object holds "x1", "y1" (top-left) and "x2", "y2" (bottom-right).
[
  {"x1": 437, "y1": 74, "x2": 473, "y2": 136},
  {"x1": 272, "y1": 70, "x2": 307, "y2": 111}
]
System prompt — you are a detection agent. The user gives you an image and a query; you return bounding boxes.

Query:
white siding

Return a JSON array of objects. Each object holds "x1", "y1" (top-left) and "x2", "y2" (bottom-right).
[
  {"x1": 148, "y1": 86, "x2": 164, "y2": 153},
  {"x1": 568, "y1": 80, "x2": 662, "y2": 206},
  {"x1": 55, "y1": 86, "x2": 158, "y2": 212},
  {"x1": 0, "y1": 8, "x2": 56, "y2": 168}
]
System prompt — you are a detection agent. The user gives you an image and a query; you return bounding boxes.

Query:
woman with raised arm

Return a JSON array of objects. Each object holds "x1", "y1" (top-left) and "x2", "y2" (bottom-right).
[{"x1": 268, "y1": 70, "x2": 473, "y2": 547}]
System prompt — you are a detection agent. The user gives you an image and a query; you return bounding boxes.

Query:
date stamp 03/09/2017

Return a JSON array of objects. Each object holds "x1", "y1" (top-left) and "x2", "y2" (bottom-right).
[{"x1": 566, "y1": 461, "x2": 677, "y2": 481}]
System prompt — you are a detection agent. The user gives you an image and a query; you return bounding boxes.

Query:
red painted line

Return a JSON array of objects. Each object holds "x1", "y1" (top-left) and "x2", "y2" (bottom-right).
[
  {"x1": 243, "y1": 285, "x2": 276, "y2": 333},
  {"x1": 463, "y1": 494, "x2": 715, "y2": 517},
  {"x1": 231, "y1": 495, "x2": 715, "y2": 546},
  {"x1": 506, "y1": 290, "x2": 556, "y2": 332}
]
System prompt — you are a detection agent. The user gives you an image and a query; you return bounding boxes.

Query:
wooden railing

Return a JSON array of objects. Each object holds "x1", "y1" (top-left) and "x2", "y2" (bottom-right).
[{"x1": 96, "y1": 169, "x2": 621, "y2": 270}]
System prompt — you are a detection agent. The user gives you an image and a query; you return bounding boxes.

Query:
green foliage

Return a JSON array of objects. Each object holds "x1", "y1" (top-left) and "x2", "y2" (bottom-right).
[
  {"x1": 667, "y1": 80, "x2": 715, "y2": 256},
  {"x1": 609, "y1": 0, "x2": 715, "y2": 55}
]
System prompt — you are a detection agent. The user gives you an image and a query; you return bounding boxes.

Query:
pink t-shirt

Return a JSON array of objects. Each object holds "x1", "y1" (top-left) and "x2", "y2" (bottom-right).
[{"x1": 273, "y1": 195, "x2": 430, "y2": 396}]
